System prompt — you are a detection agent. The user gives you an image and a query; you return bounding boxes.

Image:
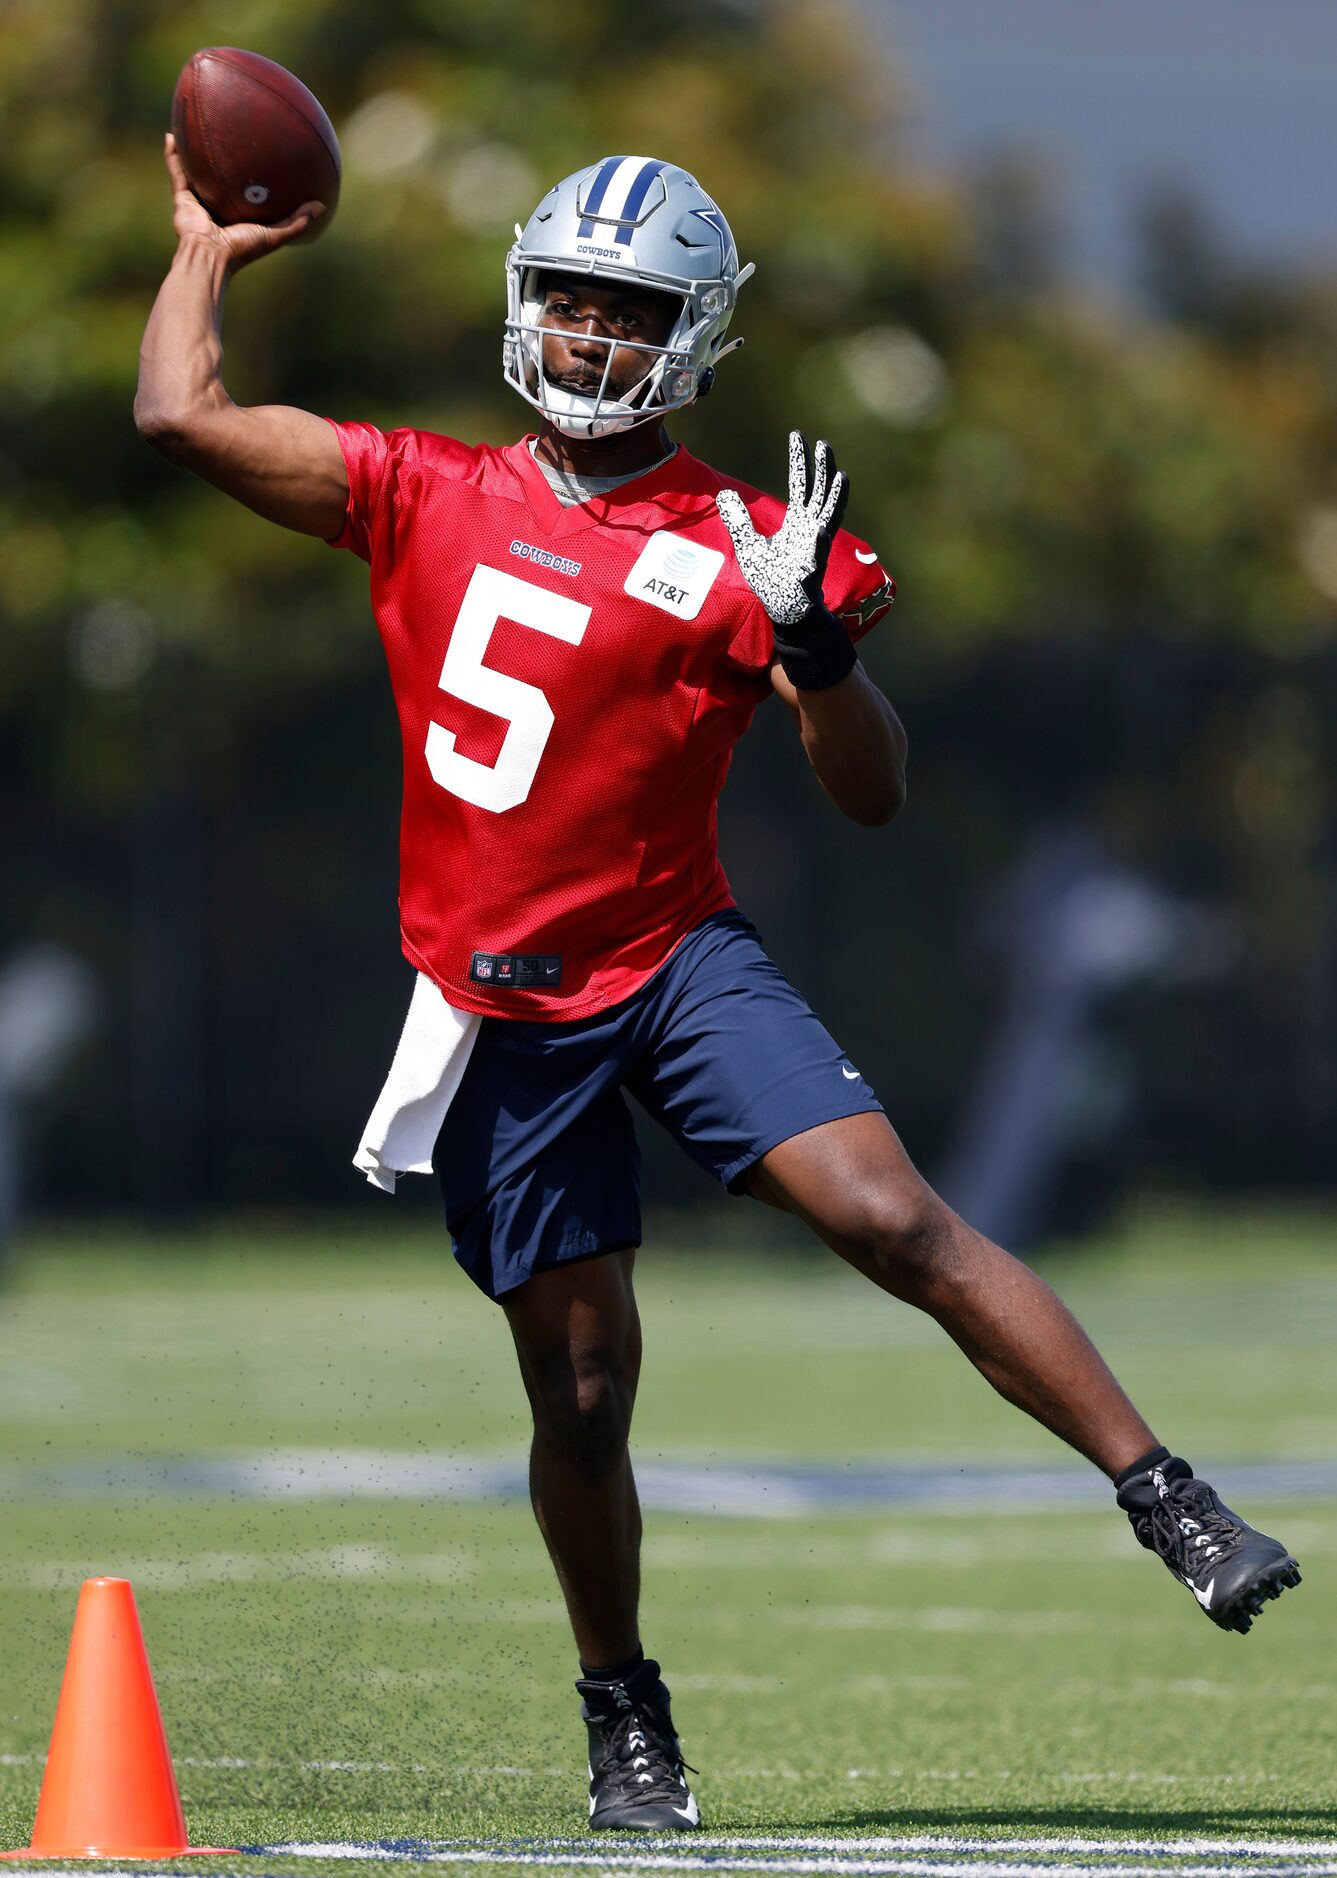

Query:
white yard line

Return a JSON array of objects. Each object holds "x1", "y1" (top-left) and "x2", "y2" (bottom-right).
[
  {"x1": 488, "y1": 1839, "x2": 1337, "y2": 1855},
  {"x1": 8, "y1": 1840, "x2": 1337, "y2": 1878},
  {"x1": 7, "y1": 1868, "x2": 1335, "y2": 1878},
  {"x1": 255, "y1": 1845, "x2": 1337, "y2": 1877}
]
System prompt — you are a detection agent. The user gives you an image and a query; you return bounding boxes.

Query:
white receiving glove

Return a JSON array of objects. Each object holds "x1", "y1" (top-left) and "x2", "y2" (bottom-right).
[{"x1": 715, "y1": 430, "x2": 857, "y2": 690}]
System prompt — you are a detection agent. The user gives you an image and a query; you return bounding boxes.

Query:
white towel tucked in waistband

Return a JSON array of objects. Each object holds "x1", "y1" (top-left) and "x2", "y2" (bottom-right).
[{"x1": 353, "y1": 973, "x2": 480, "y2": 1193}]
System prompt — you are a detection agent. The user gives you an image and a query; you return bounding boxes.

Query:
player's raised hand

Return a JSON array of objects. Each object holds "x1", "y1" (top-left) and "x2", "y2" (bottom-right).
[
  {"x1": 716, "y1": 431, "x2": 848, "y2": 625},
  {"x1": 716, "y1": 431, "x2": 857, "y2": 691},
  {"x1": 164, "y1": 133, "x2": 322, "y2": 269}
]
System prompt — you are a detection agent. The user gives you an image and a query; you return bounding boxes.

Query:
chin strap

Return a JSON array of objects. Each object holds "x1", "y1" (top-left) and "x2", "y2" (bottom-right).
[{"x1": 540, "y1": 377, "x2": 660, "y2": 439}]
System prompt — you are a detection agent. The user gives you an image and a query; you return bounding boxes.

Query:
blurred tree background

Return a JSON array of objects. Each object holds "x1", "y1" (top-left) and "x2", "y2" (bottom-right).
[{"x1": 3, "y1": 0, "x2": 1335, "y2": 1227}]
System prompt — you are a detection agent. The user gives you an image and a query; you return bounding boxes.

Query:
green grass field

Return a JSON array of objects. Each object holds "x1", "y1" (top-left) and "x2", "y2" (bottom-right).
[{"x1": 2, "y1": 1208, "x2": 1336, "y2": 1876}]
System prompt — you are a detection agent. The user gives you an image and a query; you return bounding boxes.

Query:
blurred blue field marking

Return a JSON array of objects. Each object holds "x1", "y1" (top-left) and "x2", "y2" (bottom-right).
[{"x1": 4, "y1": 1451, "x2": 1337, "y2": 1511}]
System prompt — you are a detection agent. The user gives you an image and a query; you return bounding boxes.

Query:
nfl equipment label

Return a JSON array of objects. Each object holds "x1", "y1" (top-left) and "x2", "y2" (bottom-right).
[
  {"x1": 469, "y1": 951, "x2": 563, "y2": 988},
  {"x1": 624, "y1": 531, "x2": 725, "y2": 621}
]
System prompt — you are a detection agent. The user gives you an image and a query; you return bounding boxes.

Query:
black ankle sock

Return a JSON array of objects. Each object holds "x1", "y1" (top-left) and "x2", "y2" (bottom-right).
[
  {"x1": 1114, "y1": 1444, "x2": 1172, "y2": 1489},
  {"x1": 579, "y1": 1645, "x2": 645, "y2": 1684}
]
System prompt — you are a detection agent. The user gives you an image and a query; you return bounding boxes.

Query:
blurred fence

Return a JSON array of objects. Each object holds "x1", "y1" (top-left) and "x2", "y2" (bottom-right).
[{"x1": 9, "y1": 627, "x2": 1336, "y2": 1234}]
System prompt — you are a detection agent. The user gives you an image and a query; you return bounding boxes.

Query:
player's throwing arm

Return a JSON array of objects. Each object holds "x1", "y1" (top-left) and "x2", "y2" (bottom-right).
[{"x1": 134, "y1": 132, "x2": 347, "y2": 537}]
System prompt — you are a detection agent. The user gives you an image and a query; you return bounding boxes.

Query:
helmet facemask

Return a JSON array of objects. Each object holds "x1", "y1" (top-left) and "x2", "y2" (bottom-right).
[{"x1": 511, "y1": 267, "x2": 691, "y2": 439}]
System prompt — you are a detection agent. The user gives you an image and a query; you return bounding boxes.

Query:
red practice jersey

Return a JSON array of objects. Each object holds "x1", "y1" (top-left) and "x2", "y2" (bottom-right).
[{"x1": 327, "y1": 427, "x2": 895, "y2": 1020}]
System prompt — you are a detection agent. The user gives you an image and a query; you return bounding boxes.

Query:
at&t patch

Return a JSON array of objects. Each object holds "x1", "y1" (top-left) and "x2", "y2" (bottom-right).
[{"x1": 624, "y1": 531, "x2": 725, "y2": 620}]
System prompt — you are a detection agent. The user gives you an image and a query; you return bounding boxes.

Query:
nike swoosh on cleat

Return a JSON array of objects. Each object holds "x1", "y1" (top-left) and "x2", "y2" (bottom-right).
[
  {"x1": 672, "y1": 1799, "x2": 700, "y2": 1825},
  {"x1": 855, "y1": 549, "x2": 879, "y2": 563},
  {"x1": 1185, "y1": 1576, "x2": 1214, "y2": 1610}
]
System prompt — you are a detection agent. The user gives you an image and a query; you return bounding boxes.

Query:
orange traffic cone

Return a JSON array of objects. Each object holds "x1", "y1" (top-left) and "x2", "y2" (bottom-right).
[{"x1": 1, "y1": 1577, "x2": 236, "y2": 1858}]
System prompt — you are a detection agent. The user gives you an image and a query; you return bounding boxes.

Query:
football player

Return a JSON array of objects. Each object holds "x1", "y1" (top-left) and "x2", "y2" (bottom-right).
[{"x1": 136, "y1": 144, "x2": 1301, "y2": 1832}]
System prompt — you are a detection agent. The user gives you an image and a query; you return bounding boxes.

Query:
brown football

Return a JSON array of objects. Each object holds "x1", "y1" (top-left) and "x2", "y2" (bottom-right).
[{"x1": 171, "y1": 47, "x2": 341, "y2": 236}]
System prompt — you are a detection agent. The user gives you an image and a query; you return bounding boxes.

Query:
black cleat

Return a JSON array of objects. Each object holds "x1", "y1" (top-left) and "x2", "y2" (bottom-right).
[
  {"x1": 1117, "y1": 1456, "x2": 1302, "y2": 1634},
  {"x1": 577, "y1": 1658, "x2": 701, "y2": 1831}
]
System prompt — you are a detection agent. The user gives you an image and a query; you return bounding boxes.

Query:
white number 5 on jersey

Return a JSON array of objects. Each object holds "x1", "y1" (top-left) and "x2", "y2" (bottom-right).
[{"x1": 425, "y1": 565, "x2": 590, "y2": 813}]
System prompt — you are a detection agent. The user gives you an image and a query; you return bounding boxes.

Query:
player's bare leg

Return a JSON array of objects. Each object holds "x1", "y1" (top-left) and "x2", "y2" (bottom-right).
[
  {"x1": 748, "y1": 1111, "x2": 1301, "y2": 1630},
  {"x1": 749, "y1": 1111, "x2": 1159, "y2": 1477},
  {"x1": 501, "y1": 1249, "x2": 643, "y2": 1666},
  {"x1": 502, "y1": 1249, "x2": 700, "y2": 1829}
]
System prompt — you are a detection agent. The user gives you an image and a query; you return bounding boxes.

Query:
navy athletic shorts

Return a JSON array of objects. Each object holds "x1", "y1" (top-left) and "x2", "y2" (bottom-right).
[{"x1": 432, "y1": 909, "x2": 883, "y2": 1301}]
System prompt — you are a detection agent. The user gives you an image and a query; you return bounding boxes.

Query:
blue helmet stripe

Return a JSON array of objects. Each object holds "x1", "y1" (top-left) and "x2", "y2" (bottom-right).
[
  {"x1": 576, "y1": 155, "x2": 629, "y2": 237},
  {"x1": 614, "y1": 160, "x2": 667, "y2": 243}
]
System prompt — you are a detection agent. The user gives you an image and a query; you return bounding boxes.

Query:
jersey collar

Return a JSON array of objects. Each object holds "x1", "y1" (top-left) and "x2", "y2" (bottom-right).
[{"x1": 505, "y1": 435, "x2": 719, "y2": 538}]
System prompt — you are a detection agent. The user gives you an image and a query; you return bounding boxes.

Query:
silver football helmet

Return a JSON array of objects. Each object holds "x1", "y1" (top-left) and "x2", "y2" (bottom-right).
[{"x1": 503, "y1": 155, "x2": 754, "y2": 438}]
